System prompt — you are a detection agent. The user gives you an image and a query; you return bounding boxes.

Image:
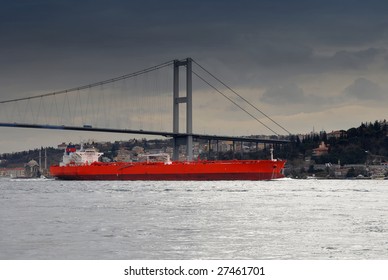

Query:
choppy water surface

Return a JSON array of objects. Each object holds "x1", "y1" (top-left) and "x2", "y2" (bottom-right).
[{"x1": 1, "y1": 178, "x2": 388, "y2": 259}]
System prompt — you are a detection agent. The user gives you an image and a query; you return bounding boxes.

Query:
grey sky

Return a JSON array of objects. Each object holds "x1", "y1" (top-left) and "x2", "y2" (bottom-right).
[{"x1": 1, "y1": 0, "x2": 388, "y2": 152}]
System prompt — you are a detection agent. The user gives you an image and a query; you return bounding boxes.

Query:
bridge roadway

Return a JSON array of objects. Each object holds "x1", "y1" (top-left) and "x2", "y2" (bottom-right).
[{"x1": 0, "y1": 122, "x2": 289, "y2": 145}]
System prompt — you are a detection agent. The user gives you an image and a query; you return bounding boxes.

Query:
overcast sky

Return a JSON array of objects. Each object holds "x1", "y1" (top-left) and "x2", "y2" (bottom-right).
[{"x1": 1, "y1": 0, "x2": 388, "y2": 153}]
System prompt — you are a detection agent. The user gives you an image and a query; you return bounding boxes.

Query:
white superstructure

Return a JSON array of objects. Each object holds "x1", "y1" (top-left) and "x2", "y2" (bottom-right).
[{"x1": 61, "y1": 144, "x2": 103, "y2": 166}]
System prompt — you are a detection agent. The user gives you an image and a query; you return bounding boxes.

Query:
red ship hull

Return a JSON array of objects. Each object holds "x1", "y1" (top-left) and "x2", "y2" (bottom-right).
[{"x1": 50, "y1": 160, "x2": 286, "y2": 181}]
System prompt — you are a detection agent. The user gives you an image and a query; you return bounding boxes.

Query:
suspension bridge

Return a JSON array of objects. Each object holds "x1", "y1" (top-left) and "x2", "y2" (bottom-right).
[{"x1": 0, "y1": 58, "x2": 290, "y2": 160}]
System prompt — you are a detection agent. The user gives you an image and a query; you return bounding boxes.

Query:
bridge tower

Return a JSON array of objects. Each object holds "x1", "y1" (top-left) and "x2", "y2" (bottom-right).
[{"x1": 173, "y1": 58, "x2": 193, "y2": 161}]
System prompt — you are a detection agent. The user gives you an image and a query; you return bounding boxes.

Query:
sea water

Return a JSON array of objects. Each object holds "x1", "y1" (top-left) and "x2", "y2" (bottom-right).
[{"x1": 0, "y1": 178, "x2": 387, "y2": 259}]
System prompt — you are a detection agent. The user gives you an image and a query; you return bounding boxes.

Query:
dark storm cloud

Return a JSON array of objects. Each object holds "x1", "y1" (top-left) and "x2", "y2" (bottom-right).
[
  {"x1": 259, "y1": 82, "x2": 327, "y2": 107},
  {"x1": 261, "y1": 83, "x2": 306, "y2": 104},
  {"x1": 1, "y1": 0, "x2": 387, "y2": 106},
  {"x1": 343, "y1": 78, "x2": 385, "y2": 100},
  {"x1": 326, "y1": 48, "x2": 386, "y2": 71},
  {"x1": 1, "y1": 0, "x2": 388, "y2": 93},
  {"x1": 3, "y1": 0, "x2": 388, "y2": 54}
]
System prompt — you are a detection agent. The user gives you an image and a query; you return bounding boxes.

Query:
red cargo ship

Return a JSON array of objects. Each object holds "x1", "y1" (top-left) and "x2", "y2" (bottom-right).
[{"x1": 50, "y1": 145, "x2": 286, "y2": 180}]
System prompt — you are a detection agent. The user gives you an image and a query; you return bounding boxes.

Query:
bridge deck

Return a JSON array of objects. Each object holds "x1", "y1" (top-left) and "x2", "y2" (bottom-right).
[{"x1": 0, "y1": 122, "x2": 289, "y2": 144}]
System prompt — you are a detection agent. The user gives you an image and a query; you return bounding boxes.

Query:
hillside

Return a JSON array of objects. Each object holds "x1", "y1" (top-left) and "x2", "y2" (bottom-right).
[{"x1": 294, "y1": 120, "x2": 388, "y2": 165}]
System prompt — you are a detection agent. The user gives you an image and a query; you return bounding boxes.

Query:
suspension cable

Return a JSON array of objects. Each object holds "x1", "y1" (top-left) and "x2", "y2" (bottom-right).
[
  {"x1": 192, "y1": 59, "x2": 291, "y2": 135},
  {"x1": 0, "y1": 60, "x2": 174, "y2": 104},
  {"x1": 192, "y1": 70, "x2": 280, "y2": 136}
]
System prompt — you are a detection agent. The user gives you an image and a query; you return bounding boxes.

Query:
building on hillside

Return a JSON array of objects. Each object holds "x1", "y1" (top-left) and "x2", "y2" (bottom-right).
[
  {"x1": 25, "y1": 160, "x2": 40, "y2": 178},
  {"x1": 132, "y1": 146, "x2": 144, "y2": 155},
  {"x1": 313, "y1": 142, "x2": 329, "y2": 157},
  {"x1": 0, "y1": 167, "x2": 25, "y2": 178},
  {"x1": 327, "y1": 130, "x2": 347, "y2": 139},
  {"x1": 57, "y1": 142, "x2": 68, "y2": 150},
  {"x1": 115, "y1": 148, "x2": 131, "y2": 162}
]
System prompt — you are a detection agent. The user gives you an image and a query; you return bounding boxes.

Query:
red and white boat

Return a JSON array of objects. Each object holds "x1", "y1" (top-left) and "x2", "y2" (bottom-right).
[{"x1": 50, "y1": 145, "x2": 286, "y2": 180}]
